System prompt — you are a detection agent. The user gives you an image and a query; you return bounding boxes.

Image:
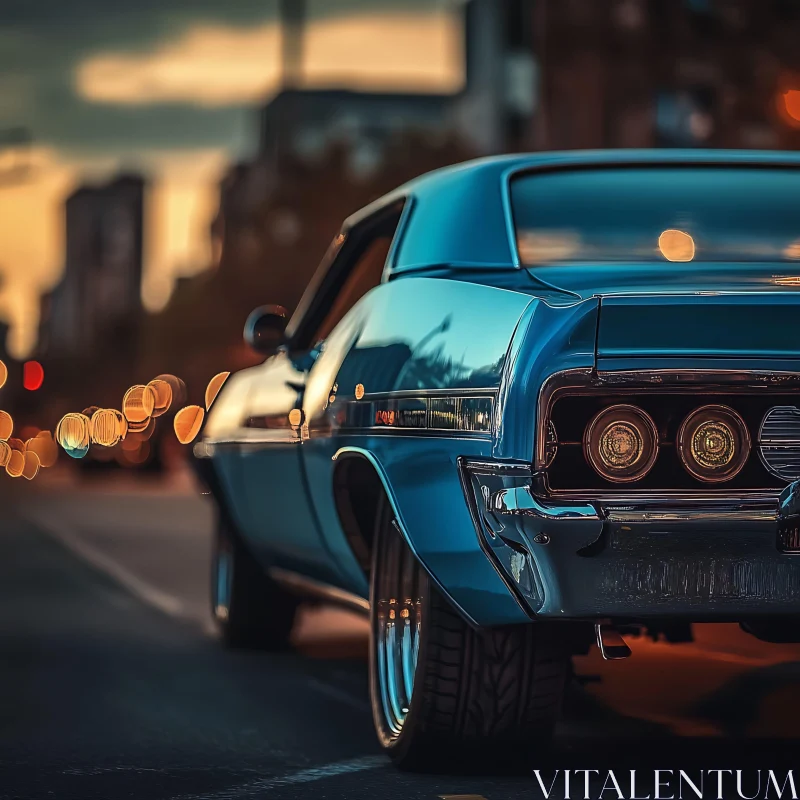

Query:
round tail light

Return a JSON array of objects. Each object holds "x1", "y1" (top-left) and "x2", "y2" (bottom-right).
[
  {"x1": 584, "y1": 404, "x2": 659, "y2": 483},
  {"x1": 678, "y1": 405, "x2": 750, "y2": 483}
]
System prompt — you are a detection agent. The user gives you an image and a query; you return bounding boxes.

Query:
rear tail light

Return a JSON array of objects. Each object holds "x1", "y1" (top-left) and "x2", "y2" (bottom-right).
[
  {"x1": 584, "y1": 404, "x2": 659, "y2": 483},
  {"x1": 678, "y1": 405, "x2": 750, "y2": 483}
]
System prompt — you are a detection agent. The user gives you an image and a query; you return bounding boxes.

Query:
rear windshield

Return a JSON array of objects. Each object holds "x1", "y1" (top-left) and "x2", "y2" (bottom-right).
[{"x1": 510, "y1": 166, "x2": 800, "y2": 265}]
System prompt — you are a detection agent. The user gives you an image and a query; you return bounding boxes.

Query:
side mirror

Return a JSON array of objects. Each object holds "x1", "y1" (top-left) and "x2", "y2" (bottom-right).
[{"x1": 244, "y1": 305, "x2": 289, "y2": 354}]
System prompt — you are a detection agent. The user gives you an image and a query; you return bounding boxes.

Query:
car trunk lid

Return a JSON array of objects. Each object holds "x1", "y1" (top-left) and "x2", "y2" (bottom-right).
[{"x1": 596, "y1": 292, "x2": 800, "y2": 360}]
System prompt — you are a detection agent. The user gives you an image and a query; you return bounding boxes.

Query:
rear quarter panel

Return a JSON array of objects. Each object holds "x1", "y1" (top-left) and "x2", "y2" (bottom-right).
[{"x1": 301, "y1": 276, "x2": 536, "y2": 624}]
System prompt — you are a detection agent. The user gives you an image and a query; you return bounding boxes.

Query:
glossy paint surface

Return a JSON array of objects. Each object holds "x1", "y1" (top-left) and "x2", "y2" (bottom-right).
[
  {"x1": 205, "y1": 150, "x2": 800, "y2": 626},
  {"x1": 597, "y1": 293, "x2": 800, "y2": 361},
  {"x1": 301, "y1": 278, "x2": 535, "y2": 623}
]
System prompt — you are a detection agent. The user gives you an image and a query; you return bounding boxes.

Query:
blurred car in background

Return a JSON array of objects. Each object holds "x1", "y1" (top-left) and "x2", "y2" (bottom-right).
[{"x1": 194, "y1": 149, "x2": 800, "y2": 771}]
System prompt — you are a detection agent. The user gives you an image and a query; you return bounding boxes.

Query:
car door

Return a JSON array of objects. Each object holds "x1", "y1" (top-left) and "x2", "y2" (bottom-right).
[
  {"x1": 236, "y1": 347, "x2": 335, "y2": 579},
  {"x1": 239, "y1": 203, "x2": 401, "y2": 585}
]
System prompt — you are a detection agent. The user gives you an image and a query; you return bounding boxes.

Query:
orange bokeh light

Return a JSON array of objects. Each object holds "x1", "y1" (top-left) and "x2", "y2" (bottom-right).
[
  {"x1": 174, "y1": 405, "x2": 204, "y2": 444},
  {"x1": 658, "y1": 229, "x2": 695, "y2": 262},
  {"x1": 147, "y1": 379, "x2": 173, "y2": 417},
  {"x1": 22, "y1": 451, "x2": 40, "y2": 480},
  {"x1": 123, "y1": 385, "x2": 156, "y2": 424},
  {"x1": 26, "y1": 432, "x2": 58, "y2": 468},
  {"x1": 205, "y1": 372, "x2": 230, "y2": 410},
  {"x1": 55, "y1": 413, "x2": 91, "y2": 459},
  {"x1": 781, "y1": 89, "x2": 800, "y2": 126},
  {"x1": 0, "y1": 411, "x2": 12, "y2": 441},
  {"x1": 5, "y1": 450, "x2": 23, "y2": 477},
  {"x1": 91, "y1": 408, "x2": 123, "y2": 447}
]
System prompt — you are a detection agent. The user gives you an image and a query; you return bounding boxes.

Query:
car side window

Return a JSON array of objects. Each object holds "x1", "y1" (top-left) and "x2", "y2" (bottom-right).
[
  {"x1": 287, "y1": 199, "x2": 405, "y2": 352},
  {"x1": 312, "y1": 236, "x2": 392, "y2": 342}
]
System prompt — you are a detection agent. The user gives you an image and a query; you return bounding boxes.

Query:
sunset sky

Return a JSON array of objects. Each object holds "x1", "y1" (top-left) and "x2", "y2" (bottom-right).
[{"x1": 0, "y1": 0, "x2": 463, "y2": 356}]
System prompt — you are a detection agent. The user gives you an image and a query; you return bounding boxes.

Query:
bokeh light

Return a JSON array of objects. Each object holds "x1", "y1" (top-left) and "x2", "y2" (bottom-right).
[
  {"x1": 658, "y1": 229, "x2": 695, "y2": 262},
  {"x1": 0, "y1": 360, "x2": 7, "y2": 390},
  {"x1": 0, "y1": 411, "x2": 12, "y2": 441},
  {"x1": 91, "y1": 408, "x2": 123, "y2": 447},
  {"x1": 112, "y1": 409, "x2": 128, "y2": 440},
  {"x1": 205, "y1": 372, "x2": 230, "y2": 410},
  {"x1": 174, "y1": 405, "x2": 204, "y2": 444},
  {"x1": 22, "y1": 361, "x2": 44, "y2": 391},
  {"x1": 123, "y1": 385, "x2": 156, "y2": 423},
  {"x1": 147, "y1": 379, "x2": 173, "y2": 417},
  {"x1": 0, "y1": 441, "x2": 10, "y2": 468},
  {"x1": 781, "y1": 89, "x2": 800, "y2": 127},
  {"x1": 155, "y1": 374, "x2": 186, "y2": 407},
  {"x1": 55, "y1": 413, "x2": 92, "y2": 459},
  {"x1": 126, "y1": 417, "x2": 152, "y2": 435},
  {"x1": 22, "y1": 451, "x2": 40, "y2": 481},
  {"x1": 26, "y1": 432, "x2": 58, "y2": 468},
  {"x1": 5, "y1": 450, "x2": 23, "y2": 477}
]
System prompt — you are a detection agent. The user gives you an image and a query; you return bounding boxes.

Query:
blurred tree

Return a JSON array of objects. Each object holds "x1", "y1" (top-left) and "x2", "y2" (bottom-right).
[{"x1": 137, "y1": 131, "x2": 476, "y2": 406}]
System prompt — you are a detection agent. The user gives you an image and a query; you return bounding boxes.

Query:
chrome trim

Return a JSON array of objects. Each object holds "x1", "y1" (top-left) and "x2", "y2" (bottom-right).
[
  {"x1": 341, "y1": 390, "x2": 495, "y2": 436},
  {"x1": 595, "y1": 369, "x2": 800, "y2": 387},
  {"x1": 759, "y1": 405, "x2": 800, "y2": 481},
  {"x1": 268, "y1": 567, "x2": 370, "y2": 613},
  {"x1": 459, "y1": 459, "x2": 532, "y2": 477},
  {"x1": 603, "y1": 504, "x2": 778, "y2": 523},
  {"x1": 535, "y1": 367, "x2": 593, "y2": 469},
  {"x1": 358, "y1": 387, "x2": 498, "y2": 400},
  {"x1": 490, "y1": 486, "x2": 599, "y2": 520},
  {"x1": 492, "y1": 483, "x2": 781, "y2": 523},
  {"x1": 553, "y1": 488, "x2": 782, "y2": 501},
  {"x1": 457, "y1": 458, "x2": 538, "y2": 619},
  {"x1": 595, "y1": 623, "x2": 632, "y2": 661}
]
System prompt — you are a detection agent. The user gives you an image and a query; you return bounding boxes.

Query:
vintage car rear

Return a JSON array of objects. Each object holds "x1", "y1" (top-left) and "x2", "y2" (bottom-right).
[
  {"x1": 466, "y1": 154, "x2": 800, "y2": 649},
  {"x1": 200, "y1": 150, "x2": 800, "y2": 769}
]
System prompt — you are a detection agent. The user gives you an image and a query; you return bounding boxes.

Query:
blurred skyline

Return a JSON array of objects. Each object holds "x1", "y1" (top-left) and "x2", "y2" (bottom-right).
[{"x1": 0, "y1": 0, "x2": 463, "y2": 357}]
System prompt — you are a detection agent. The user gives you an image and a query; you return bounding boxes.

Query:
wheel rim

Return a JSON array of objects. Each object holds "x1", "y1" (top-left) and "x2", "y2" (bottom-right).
[
  {"x1": 214, "y1": 541, "x2": 232, "y2": 621},
  {"x1": 375, "y1": 522, "x2": 422, "y2": 737}
]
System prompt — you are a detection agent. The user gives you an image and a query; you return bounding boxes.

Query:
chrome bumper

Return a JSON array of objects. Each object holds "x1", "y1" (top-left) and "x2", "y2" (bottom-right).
[
  {"x1": 491, "y1": 485, "x2": 780, "y2": 523},
  {"x1": 460, "y1": 459, "x2": 800, "y2": 620}
]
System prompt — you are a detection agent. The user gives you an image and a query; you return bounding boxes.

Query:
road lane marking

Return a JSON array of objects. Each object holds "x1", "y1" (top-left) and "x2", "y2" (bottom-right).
[
  {"x1": 171, "y1": 755, "x2": 386, "y2": 800},
  {"x1": 29, "y1": 514, "x2": 186, "y2": 620},
  {"x1": 439, "y1": 796, "x2": 489, "y2": 800}
]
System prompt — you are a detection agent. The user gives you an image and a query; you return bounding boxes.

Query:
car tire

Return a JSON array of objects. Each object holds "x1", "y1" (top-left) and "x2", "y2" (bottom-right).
[
  {"x1": 211, "y1": 515, "x2": 299, "y2": 650},
  {"x1": 369, "y1": 497, "x2": 569, "y2": 773}
]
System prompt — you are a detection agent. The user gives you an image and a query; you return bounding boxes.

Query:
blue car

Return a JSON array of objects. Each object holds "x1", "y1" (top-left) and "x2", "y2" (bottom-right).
[{"x1": 195, "y1": 149, "x2": 800, "y2": 770}]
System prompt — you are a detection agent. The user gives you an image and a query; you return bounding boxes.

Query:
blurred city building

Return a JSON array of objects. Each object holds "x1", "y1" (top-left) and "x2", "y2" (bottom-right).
[
  {"x1": 532, "y1": 0, "x2": 800, "y2": 150},
  {"x1": 38, "y1": 175, "x2": 145, "y2": 362}
]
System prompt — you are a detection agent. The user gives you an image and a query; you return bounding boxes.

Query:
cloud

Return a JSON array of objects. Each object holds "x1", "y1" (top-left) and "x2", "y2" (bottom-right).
[{"x1": 75, "y1": 10, "x2": 462, "y2": 107}]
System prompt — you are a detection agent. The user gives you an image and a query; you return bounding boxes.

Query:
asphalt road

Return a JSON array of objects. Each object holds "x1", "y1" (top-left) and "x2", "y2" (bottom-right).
[{"x1": 4, "y1": 470, "x2": 800, "y2": 799}]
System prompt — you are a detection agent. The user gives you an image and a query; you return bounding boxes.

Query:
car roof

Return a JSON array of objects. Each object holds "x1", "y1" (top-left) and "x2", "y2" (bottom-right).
[{"x1": 348, "y1": 149, "x2": 800, "y2": 278}]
